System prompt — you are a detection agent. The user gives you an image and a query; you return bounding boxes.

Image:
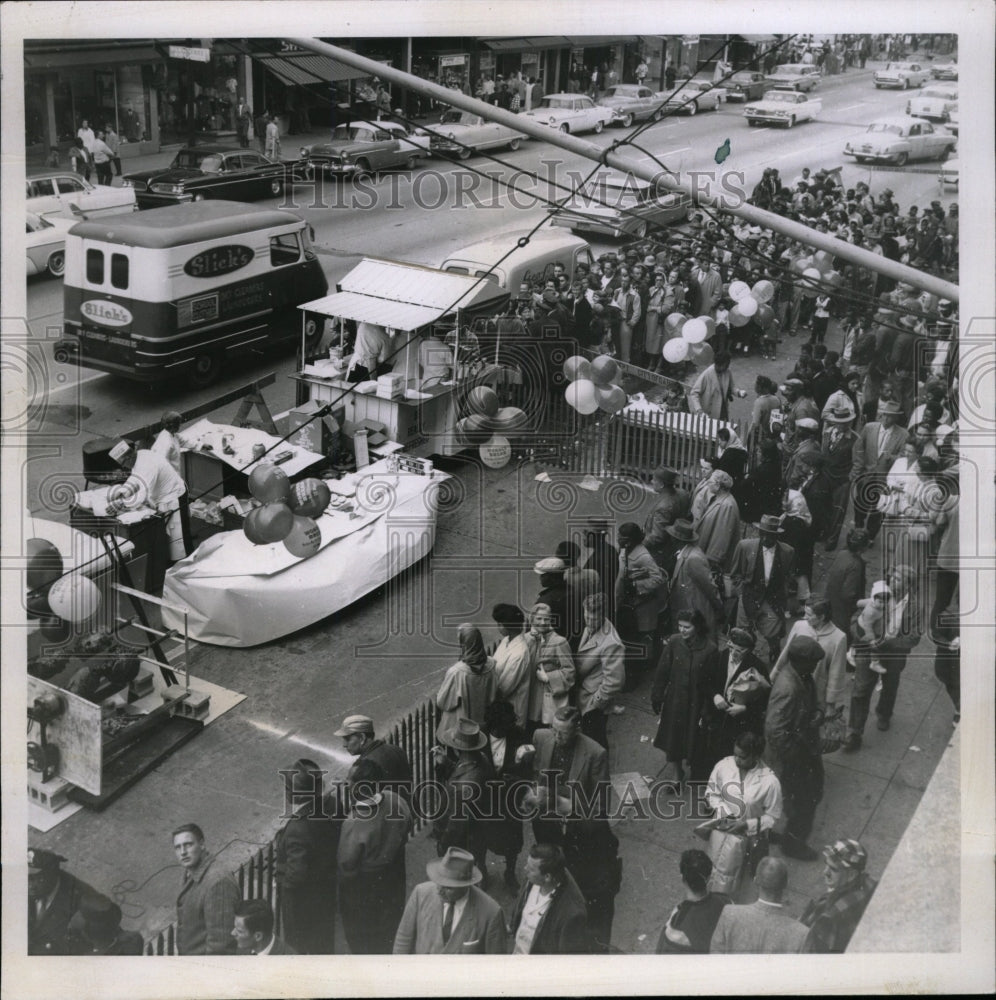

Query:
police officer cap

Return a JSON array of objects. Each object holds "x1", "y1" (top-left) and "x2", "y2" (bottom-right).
[{"x1": 28, "y1": 847, "x2": 67, "y2": 874}]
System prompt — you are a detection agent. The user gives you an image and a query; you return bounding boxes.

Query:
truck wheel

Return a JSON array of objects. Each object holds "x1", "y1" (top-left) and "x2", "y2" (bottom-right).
[
  {"x1": 189, "y1": 352, "x2": 221, "y2": 388},
  {"x1": 46, "y1": 250, "x2": 66, "y2": 278}
]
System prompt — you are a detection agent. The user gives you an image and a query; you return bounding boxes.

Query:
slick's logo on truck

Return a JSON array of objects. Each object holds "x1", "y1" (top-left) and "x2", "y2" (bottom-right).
[
  {"x1": 81, "y1": 300, "x2": 133, "y2": 327},
  {"x1": 184, "y1": 245, "x2": 254, "y2": 278}
]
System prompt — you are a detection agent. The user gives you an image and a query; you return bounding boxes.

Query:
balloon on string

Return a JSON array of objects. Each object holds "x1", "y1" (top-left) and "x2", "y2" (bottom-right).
[
  {"x1": 728, "y1": 280, "x2": 750, "y2": 302},
  {"x1": 562, "y1": 355, "x2": 592, "y2": 383},
  {"x1": 681, "y1": 317, "x2": 708, "y2": 344},
  {"x1": 249, "y1": 463, "x2": 292, "y2": 504},
  {"x1": 690, "y1": 342, "x2": 714, "y2": 366},
  {"x1": 802, "y1": 267, "x2": 823, "y2": 298},
  {"x1": 596, "y1": 384, "x2": 628, "y2": 414},
  {"x1": 480, "y1": 435, "x2": 512, "y2": 468},
  {"x1": 792, "y1": 256, "x2": 813, "y2": 274},
  {"x1": 491, "y1": 406, "x2": 528, "y2": 432},
  {"x1": 283, "y1": 515, "x2": 322, "y2": 558},
  {"x1": 738, "y1": 295, "x2": 759, "y2": 318},
  {"x1": 664, "y1": 312, "x2": 688, "y2": 337},
  {"x1": 812, "y1": 250, "x2": 834, "y2": 274},
  {"x1": 289, "y1": 478, "x2": 332, "y2": 518},
  {"x1": 467, "y1": 385, "x2": 500, "y2": 418},
  {"x1": 461, "y1": 412, "x2": 494, "y2": 444},
  {"x1": 243, "y1": 507, "x2": 270, "y2": 545},
  {"x1": 663, "y1": 338, "x2": 690, "y2": 363},
  {"x1": 751, "y1": 279, "x2": 775, "y2": 303},
  {"x1": 48, "y1": 574, "x2": 101, "y2": 623},
  {"x1": 27, "y1": 538, "x2": 64, "y2": 591},
  {"x1": 729, "y1": 304, "x2": 751, "y2": 327},
  {"x1": 255, "y1": 502, "x2": 295, "y2": 544},
  {"x1": 566, "y1": 379, "x2": 600, "y2": 415},
  {"x1": 700, "y1": 316, "x2": 717, "y2": 340},
  {"x1": 589, "y1": 355, "x2": 618, "y2": 386},
  {"x1": 756, "y1": 303, "x2": 776, "y2": 331}
]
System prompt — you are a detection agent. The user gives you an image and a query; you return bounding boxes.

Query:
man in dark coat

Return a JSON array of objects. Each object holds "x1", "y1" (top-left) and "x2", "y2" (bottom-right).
[
  {"x1": 28, "y1": 849, "x2": 107, "y2": 955},
  {"x1": 823, "y1": 529, "x2": 869, "y2": 635},
  {"x1": 234, "y1": 96, "x2": 253, "y2": 148},
  {"x1": 65, "y1": 895, "x2": 144, "y2": 956},
  {"x1": 273, "y1": 758, "x2": 342, "y2": 954},
  {"x1": 336, "y1": 714, "x2": 413, "y2": 802},
  {"x1": 509, "y1": 843, "x2": 592, "y2": 953},
  {"x1": 582, "y1": 518, "x2": 619, "y2": 620},
  {"x1": 643, "y1": 466, "x2": 692, "y2": 574},
  {"x1": 763, "y1": 636, "x2": 826, "y2": 861}
]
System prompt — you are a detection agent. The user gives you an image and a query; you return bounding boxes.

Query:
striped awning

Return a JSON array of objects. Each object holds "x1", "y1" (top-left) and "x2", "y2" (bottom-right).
[{"x1": 254, "y1": 52, "x2": 387, "y2": 86}]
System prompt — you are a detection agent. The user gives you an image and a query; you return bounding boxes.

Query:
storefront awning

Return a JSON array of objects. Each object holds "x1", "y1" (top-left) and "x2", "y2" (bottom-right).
[
  {"x1": 253, "y1": 52, "x2": 384, "y2": 86},
  {"x1": 736, "y1": 35, "x2": 777, "y2": 45},
  {"x1": 300, "y1": 258, "x2": 508, "y2": 331},
  {"x1": 480, "y1": 35, "x2": 638, "y2": 51},
  {"x1": 561, "y1": 36, "x2": 639, "y2": 48}
]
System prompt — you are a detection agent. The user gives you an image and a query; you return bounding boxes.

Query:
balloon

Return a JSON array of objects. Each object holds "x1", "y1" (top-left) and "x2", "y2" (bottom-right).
[
  {"x1": 467, "y1": 385, "x2": 500, "y2": 418},
  {"x1": 690, "y1": 342, "x2": 714, "y2": 366},
  {"x1": 662, "y1": 338, "x2": 690, "y2": 363},
  {"x1": 701, "y1": 316, "x2": 717, "y2": 340},
  {"x1": 562, "y1": 355, "x2": 592, "y2": 383},
  {"x1": 289, "y1": 478, "x2": 332, "y2": 518},
  {"x1": 243, "y1": 507, "x2": 269, "y2": 545},
  {"x1": 802, "y1": 267, "x2": 822, "y2": 299},
  {"x1": 255, "y1": 502, "x2": 295, "y2": 543},
  {"x1": 738, "y1": 295, "x2": 759, "y2": 317},
  {"x1": 249, "y1": 463, "x2": 292, "y2": 504},
  {"x1": 459, "y1": 413, "x2": 494, "y2": 445},
  {"x1": 491, "y1": 406, "x2": 528, "y2": 432},
  {"x1": 825, "y1": 269, "x2": 843, "y2": 289},
  {"x1": 596, "y1": 384, "x2": 628, "y2": 414},
  {"x1": 728, "y1": 280, "x2": 750, "y2": 302},
  {"x1": 812, "y1": 250, "x2": 833, "y2": 274},
  {"x1": 756, "y1": 303, "x2": 775, "y2": 331},
  {"x1": 589, "y1": 355, "x2": 618, "y2": 386},
  {"x1": 664, "y1": 312, "x2": 688, "y2": 337},
  {"x1": 48, "y1": 574, "x2": 101, "y2": 623},
  {"x1": 752, "y1": 279, "x2": 775, "y2": 303},
  {"x1": 479, "y1": 435, "x2": 512, "y2": 468},
  {"x1": 803, "y1": 267, "x2": 822, "y2": 282},
  {"x1": 682, "y1": 317, "x2": 708, "y2": 344},
  {"x1": 792, "y1": 255, "x2": 813, "y2": 274},
  {"x1": 283, "y1": 515, "x2": 322, "y2": 558},
  {"x1": 27, "y1": 538, "x2": 64, "y2": 592},
  {"x1": 566, "y1": 379, "x2": 599, "y2": 415},
  {"x1": 729, "y1": 304, "x2": 750, "y2": 327}
]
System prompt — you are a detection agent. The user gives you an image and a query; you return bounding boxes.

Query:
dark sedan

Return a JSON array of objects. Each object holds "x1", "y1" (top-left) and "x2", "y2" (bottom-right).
[
  {"x1": 723, "y1": 70, "x2": 769, "y2": 101},
  {"x1": 124, "y1": 145, "x2": 289, "y2": 208}
]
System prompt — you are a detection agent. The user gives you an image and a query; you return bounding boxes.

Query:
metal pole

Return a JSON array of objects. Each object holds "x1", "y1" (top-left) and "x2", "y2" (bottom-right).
[{"x1": 287, "y1": 37, "x2": 959, "y2": 303}]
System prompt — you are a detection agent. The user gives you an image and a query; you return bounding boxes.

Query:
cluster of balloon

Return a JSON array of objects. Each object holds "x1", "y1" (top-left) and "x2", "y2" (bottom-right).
[
  {"x1": 663, "y1": 313, "x2": 717, "y2": 365},
  {"x1": 563, "y1": 355, "x2": 627, "y2": 416},
  {"x1": 455, "y1": 385, "x2": 527, "y2": 468},
  {"x1": 289, "y1": 477, "x2": 332, "y2": 518},
  {"x1": 244, "y1": 463, "x2": 322, "y2": 558}
]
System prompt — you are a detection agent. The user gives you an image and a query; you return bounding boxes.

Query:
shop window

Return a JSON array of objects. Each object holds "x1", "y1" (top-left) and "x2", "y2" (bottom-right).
[
  {"x1": 270, "y1": 233, "x2": 301, "y2": 267},
  {"x1": 110, "y1": 253, "x2": 129, "y2": 290},
  {"x1": 86, "y1": 249, "x2": 104, "y2": 284}
]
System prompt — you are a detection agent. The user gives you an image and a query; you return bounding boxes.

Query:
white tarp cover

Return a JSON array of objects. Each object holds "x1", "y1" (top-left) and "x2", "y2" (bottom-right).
[{"x1": 161, "y1": 460, "x2": 447, "y2": 647}]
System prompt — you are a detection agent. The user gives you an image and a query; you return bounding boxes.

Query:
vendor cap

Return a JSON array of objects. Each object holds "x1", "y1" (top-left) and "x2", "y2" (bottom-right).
[
  {"x1": 534, "y1": 556, "x2": 566, "y2": 575},
  {"x1": 334, "y1": 715, "x2": 374, "y2": 737},
  {"x1": 823, "y1": 838, "x2": 868, "y2": 871},
  {"x1": 28, "y1": 847, "x2": 66, "y2": 873},
  {"x1": 786, "y1": 635, "x2": 824, "y2": 664}
]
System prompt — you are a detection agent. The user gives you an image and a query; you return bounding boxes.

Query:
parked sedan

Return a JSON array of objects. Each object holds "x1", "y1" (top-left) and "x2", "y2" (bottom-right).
[
  {"x1": 930, "y1": 60, "x2": 958, "y2": 80},
  {"x1": 659, "y1": 79, "x2": 722, "y2": 116},
  {"x1": 842, "y1": 116, "x2": 957, "y2": 166},
  {"x1": 426, "y1": 110, "x2": 525, "y2": 157},
  {"x1": 764, "y1": 64, "x2": 821, "y2": 92},
  {"x1": 26, "y1": 170, "x2": 137, "y2": 219},
  {"x1": 907, "y1": 85, "x2": 958, "y2": 123},
  {"x1": 547, "y1": 169, "x2": 690, "y2": 240},
  {"x1": 873, "y1": 61, "x2": 931, "y2": 89},
  {"x1": 26, "y1": 212, "x2": 74, "y2": 278},
  {"x1": 597, "y1": 84, "x2": 664, "y2": 126},
  {"x1": 124, "y1": 146, "x2": 288, "y2": 207},
  {"x1": 294, "y1": 122, "x2": 423, "y2": 180},
  {"x1": 744, "y1": 88, "x2": 822, "y2": 127},
  {"x1": 519, "y1": 94, "x2": 615, "y2": 135},
  {"x1": 723, "y1": 70, "x2": 769, "y2": 101}
]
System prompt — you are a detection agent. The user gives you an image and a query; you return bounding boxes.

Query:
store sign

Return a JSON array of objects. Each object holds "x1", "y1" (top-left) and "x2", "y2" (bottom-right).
[
  {"x1": 81, "y1": 300, "x2": 133, "y2": 328},
  {"x1": 168, "y1": 45, "x2": 212, "y2": 62},
  {"x1": 682, "y1": 35, "x2": 700, "y2": 44},
  {"x1": 184, "y1": 245, "x2": 254, "y2": 278},
  {"x1": 439, "y1": 55, "x2": 466, "y2": 67}
]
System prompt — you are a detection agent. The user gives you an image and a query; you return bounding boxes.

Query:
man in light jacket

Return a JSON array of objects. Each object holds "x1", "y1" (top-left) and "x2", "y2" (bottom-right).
[
  {"x1": 574, "y1": 593, "x2": 625, "y2": 750},
  {"x1": 689, "y1": 352, "x2": 737, "y2": 421}
]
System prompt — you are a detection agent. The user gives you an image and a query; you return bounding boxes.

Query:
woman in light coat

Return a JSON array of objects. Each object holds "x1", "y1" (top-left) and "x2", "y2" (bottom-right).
[{"x1": 436, "y1": 624, "x2": 498, "y2": 745}]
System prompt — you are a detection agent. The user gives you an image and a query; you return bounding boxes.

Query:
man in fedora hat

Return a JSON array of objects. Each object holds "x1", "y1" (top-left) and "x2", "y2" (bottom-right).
[
  {"x1": 850, "y1": 399, "x2": 909, "y2": 541},
  {"x1": 820, "y1": 405, "x2": 858, "y2": 549},
  {"x1": 28, "y1": 848, "x2": 105, "y2": 955},
  {"x1": 66, "y1": 894, "x2": 144, "y2": 955},
  {"x1": 393, "y1": 847, "x2": 507, "y2": 954},
  {"x1": 729, "y1": 515, "x2": 797, "y2": 661},
  {"x1": 667, "y1": 519, "x2": 724, "y2": 642},
  {"x1": 335, "y1": 714, "x2": 412, "y2": 802},
  {"x1": 644, "y1": 466, "x2": 692, "y2": 574}
]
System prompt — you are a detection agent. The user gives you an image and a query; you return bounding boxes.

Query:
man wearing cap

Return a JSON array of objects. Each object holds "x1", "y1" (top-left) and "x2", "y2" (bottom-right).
[
  {"x1": 66, "y1": 894, "x2": 144, "y2": 955},
  {"x1": 28, "y1": 848, "x2": 106, "y2": 955},
  {"x1": 689, "y1": 352, "x2": 737, "y2": 422},
  {"x1": 534, "y1": 556, "x2": 569, "y2": 640},
  {"x1": 336, "y1": 714, "x2": 413, "y2": 802},
  {"x1": 710, "y1": 857, "x2": 808, "y2": 953},
  {"x1": 393, "y1": 846, "x2": 507, "y2": 954},
  {"x1": 667, "y1": 519, "x2": 724, "y2": 642},
  {"x1": 801, "y1": 839, "x2": 877, "y2": 953},
  {"x1": 779, "y1": 380, "x2": 821, "y2": 469},
  {"x1": 729, "y1": 516, "x2": 797, "y2": 661},
  {"x1": 644, "y1": 467, "x2": 692, "y2": 575},
  {"x1": 492, "y1": 603, "x2": 533, "y2": 728},
  {"x1": 820, "y1": 404, "x2": 858, "y2": 549},
  {"x1": 850, "y1": 399, "x2": 909, "y2": 541},
  {"x1": 274, "y1": 758, "x2": 341, "y2": 954},
  {"x1": 784, "y1": 417, "x2": 821, "y2": 487},
  {"x1": 172, "y1": 822, "x2": 240, "y2": 954},
  {"x1": 615, "y1": 523, "x2": 666, "y2": 682},
  {"x1": 763, "y1": 636, "x2": 825, "y2": 861}
]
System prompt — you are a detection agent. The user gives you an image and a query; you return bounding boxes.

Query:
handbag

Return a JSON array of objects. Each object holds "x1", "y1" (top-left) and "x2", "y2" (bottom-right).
[{"x1": 726, "y1": 666, "x2": 771, "y2": 705}]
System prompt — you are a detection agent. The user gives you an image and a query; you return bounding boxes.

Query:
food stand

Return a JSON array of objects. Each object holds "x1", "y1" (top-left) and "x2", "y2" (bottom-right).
[{"x1": 292, "y1": 258, "x2": 514, "y2": 459}]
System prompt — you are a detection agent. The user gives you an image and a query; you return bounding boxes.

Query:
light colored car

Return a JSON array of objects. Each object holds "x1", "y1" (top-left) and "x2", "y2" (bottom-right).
[
  {"x1": 659, "y1": 79, "x2": 722, "y2": 116},
  {"x1": 597, "y1": 84, "x2": 664, "y2": 126},
  {"x1": 874, "y1": 61, "x2": 931, "y2": 89},
  {"x1": 843, "y1": 116, "x2": 957, "y2": 166},
  {"x1": 939, "y1": 157, "x2": 958, "y2": 188},
  {"x1": 295, "y1": 122, "x2": 424, "y2": 179},
  {"x1": 519, "y1": 94, "x2": 615, "y2": 135},
  {"x1": 547, "y1": 169, "x2": 690, "y2": 240},
  {"x1": 907, "y1": 85, "x2": 958, "y2": 123},
  {"x1": 930, "y1": 60, "x2": 958, "y2": 80},
  {"x1": 26, "y1": 170, "x2": 137, "y2": 219},
  {"x1": 764, "y1": 64, "x2": 821, "y2": 92},
  {"x1": 723, "y1": 70, "x2": 768, "y2": 101},
  {"x1": 26, "y1": 211, "x2": 74, "y2": 278},
  {"x1": 425, "y1": 110, "x2": 525, "y2": 158},
  {"x1": 744, "y1": 88, "x2": 822, "y2": 127},
  {"x1": 377, "y1": 119, "x2": 434, "y2": 157}
]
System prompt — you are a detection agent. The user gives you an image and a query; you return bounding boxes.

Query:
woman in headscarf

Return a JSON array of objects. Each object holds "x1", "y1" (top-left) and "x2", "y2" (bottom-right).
[
  {"x1": 435, "y1": 624, "x2": 498, "y2": 745},
  {"x1": 714, "y1": 427, "x2": 749, "y2": 484}
]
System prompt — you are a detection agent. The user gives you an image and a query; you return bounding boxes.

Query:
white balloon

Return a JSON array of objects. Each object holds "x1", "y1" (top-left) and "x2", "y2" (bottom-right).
[
  {"x1": 681, "y1": 318, "x2": 708, "y2": 344},
  {"x1": 729, "y1": 280, "x2": 751, "y2": 302},
  {"x1": 738, "y1": 295, "x2": 759, "y2": 317},
  {"x1": 480, "y1": 435, "x2": 512, "y2": 468},
  {"x1": 566, "y1": 379, "x2": 600, "y2": 415},
  {"x1": 663, "y1": 338, "x2": 690, "y2": 363},
  {"x1": 48, "y1": 574, "x2": 101, "y2": 623}
]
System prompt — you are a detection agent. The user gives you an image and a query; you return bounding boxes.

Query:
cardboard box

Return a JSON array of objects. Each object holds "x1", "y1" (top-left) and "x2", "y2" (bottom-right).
[{"x1": 286, "y1": 401, "x2": 340, "y2": 458}]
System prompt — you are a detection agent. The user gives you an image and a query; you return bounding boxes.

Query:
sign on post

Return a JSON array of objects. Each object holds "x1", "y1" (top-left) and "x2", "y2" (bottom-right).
[{"x1": 168, "y1": 45, "x2": 211, "y2": 62}]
